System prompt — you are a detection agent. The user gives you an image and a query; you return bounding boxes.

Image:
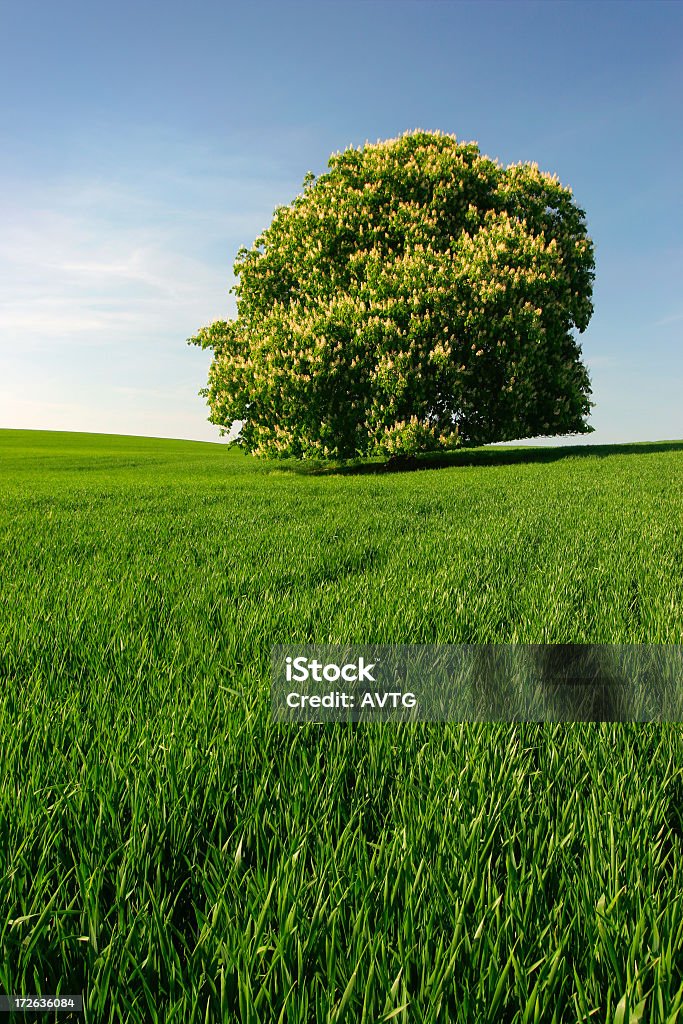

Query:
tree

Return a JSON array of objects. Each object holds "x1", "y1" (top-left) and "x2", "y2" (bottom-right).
[{"x1": 188, "y1": 129, "x2": 595, "y2": 460}]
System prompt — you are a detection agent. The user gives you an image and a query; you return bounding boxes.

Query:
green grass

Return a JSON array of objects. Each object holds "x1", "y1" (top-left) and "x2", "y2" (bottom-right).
[{"x1": 1, "y1": 428, "x2": 682, "y2": 1023}]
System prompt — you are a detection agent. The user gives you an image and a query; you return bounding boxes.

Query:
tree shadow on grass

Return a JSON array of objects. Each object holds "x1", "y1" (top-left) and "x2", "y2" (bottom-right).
[{"x1": 289, "y1": 439, "x2": 683, "y2": 477}]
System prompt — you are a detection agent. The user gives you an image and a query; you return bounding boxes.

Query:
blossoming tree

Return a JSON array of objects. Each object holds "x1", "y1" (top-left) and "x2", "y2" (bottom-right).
[{"x1": 189, "y1": 129, "x2": 595, "y2": 460}]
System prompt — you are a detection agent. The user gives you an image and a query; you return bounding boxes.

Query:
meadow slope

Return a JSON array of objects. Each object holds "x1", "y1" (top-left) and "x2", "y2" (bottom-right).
[{"x1": 1, "y1": 429, "x2": 682, "y2": 1022}]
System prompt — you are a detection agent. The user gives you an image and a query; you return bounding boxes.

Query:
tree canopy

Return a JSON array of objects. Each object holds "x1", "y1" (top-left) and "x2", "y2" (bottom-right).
[{"x1": 189, "y1": 129, "x2": 595, "y2": 459}]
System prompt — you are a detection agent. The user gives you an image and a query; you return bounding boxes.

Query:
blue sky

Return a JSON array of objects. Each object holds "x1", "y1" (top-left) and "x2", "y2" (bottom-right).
[{"x1": 1, "y1": 0, "x2": 681, "y2": 445}]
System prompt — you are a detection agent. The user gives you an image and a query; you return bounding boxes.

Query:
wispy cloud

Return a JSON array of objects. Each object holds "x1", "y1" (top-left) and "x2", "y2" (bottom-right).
[
  {"x1": 0, "y1": 206, "x2": 221, "y2": 342},
  {"x1": 112, "y1": 384, "x2": 192, "y2": 399},
  {"x1": 0, "y1": 303, "x2": 137, "y2": 335},
  {"x1": 0, "y1": 168, "x2": 287, "y2": 350},
  {"x1": 653, "y1": 312, "x2": 683, "y2": 328}
]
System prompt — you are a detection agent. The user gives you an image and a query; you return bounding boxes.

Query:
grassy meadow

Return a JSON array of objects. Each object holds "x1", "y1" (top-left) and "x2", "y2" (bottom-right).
[{"x1": 1, "y1": 427, "x2": 683, "y2": 1022}]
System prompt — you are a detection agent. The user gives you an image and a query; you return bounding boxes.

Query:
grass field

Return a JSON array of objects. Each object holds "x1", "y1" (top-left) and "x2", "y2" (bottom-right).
[{"x1": 1, "y1": 428, "x2": 683, "y2": 1023}]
